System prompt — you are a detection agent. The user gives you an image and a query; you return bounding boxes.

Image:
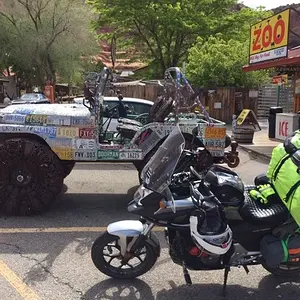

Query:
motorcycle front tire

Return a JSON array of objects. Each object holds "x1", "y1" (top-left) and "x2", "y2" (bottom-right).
[{"x1": 91, "y1": 231, "x2": 159, "y2": 279}]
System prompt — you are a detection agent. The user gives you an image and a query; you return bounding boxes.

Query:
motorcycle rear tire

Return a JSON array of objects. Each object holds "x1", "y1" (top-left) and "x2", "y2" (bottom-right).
[
  {"x1": 91, "y1": 231, "x2": 158, "y2": 279},
  {"x1": 262, "y1": 262, "x2": 300, "y2": 277}
]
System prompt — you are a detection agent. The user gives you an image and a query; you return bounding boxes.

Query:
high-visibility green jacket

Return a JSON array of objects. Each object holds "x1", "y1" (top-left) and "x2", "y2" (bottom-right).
[{"x1": 267, "y1": 130, "x2": 300, "y2": 226}]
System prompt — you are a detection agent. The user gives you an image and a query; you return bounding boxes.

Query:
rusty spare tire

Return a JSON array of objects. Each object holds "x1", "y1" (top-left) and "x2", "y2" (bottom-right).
[{"x1": 0, "y1": 138, "x2": 64, "y2": 216}]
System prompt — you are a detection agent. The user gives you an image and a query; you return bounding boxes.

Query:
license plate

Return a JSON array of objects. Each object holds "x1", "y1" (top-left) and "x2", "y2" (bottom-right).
[
  {"x1": 47, "y1": 116, "x2": 71, "y2": 126},
  {"x1": 25, "y1": 114, "x2": 48, "y2": 125},
  {"x1": 209, "y1": 150, "x2": 225, "y2": 157},
  {"x1": 205, "y1": 139, "x2": 225, "y2": 148},
  {"x1": 98, "y1": 150, "x2": 120, "y2": 160},
  {"x1": 57, "y1": 127, "x2": 79, "y2": 138},
  {"x1": 53, "y1": 149, "x2": 74, "y2": 160},
  {"x1": 74, "y1": 151, "x2": 97, "y2": 160},
  {"x1": 205, "y1": 127, "x2": 226, "y2": 139},
  {"x1": 119, "y1": 151, "x2": 143, "y2": 160}
]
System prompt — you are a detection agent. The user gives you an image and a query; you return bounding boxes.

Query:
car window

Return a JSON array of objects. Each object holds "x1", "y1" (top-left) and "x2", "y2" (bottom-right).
[
  {"x1": 102, "y1": 99, "x2": 152, "y2": 119},
  {"x1": 103, "y1": 100, "x2": 118, "y2": 111},
  {"x1": 21, "y1": 94, "x2": 39, "y2": 100},
  {"x1": 123, "y1": 101, "x2": 152, "y2": 116},
  {"x1": 103, "y1": 100, "x2": 119, "y2": 118}
]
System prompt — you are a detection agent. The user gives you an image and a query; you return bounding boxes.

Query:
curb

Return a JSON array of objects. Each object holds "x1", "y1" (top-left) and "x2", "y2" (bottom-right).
[
  {"x1": 238, "y1": 144, "x2": 271, "y2": 160},
  {"x1": 227, "y1": 130, "x2": 273, "y2": 160}
]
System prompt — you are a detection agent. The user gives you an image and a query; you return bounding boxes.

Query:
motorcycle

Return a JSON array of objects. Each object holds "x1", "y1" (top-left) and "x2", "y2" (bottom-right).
[{"x1": 91, "y1": 125, "x2": 299, "y2": 297}]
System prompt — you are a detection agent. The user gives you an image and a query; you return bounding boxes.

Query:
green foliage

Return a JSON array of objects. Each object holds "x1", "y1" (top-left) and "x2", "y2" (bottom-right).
[
  {"x1": 0, "y1": 0, "x2": 98, "y2": 88},
  {"x1": 88, "y1": 0, "x2": 241, "y2": 77},
  {"x1": 88, "y1": 0, "x2": 273, "y2": 87},
  {"x1": 186, "y1": 35, "x2": 269, "y2": 88},
  {"x1": 186, "y1": 7, "x2": 273, "y2": 88},
  {"x1": 218, "y1": 7, "x2": 272, "y2": 42}
]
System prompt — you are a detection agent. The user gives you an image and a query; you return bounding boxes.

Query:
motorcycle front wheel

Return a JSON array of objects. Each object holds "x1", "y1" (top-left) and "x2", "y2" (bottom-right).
[{"x1": 91, "y1": 231, "x2": 159, "y2": 279}]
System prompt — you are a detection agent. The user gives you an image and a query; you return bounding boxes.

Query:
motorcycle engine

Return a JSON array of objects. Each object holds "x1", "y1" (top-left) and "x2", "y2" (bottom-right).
[
  {"x1": 187, "y1": 244, "x2": 221, "y2": 267},
  {"x1": 168, "y1": 230, "x2": 223, "y2": 270}
]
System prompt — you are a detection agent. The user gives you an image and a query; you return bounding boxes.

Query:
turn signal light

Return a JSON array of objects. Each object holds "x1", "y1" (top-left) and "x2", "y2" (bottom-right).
[{"x1": 159, "y1": 201, "x2": 167, "y2": 209}]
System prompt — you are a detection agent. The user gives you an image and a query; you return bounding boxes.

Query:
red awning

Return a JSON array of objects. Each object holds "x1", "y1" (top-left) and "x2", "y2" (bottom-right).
[{"x1": 242, "y1": 48, "x2": 300, "y2": 72}]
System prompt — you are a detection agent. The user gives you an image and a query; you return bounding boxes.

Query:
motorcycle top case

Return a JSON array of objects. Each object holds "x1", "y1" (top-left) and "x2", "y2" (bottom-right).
[{"x1": 267, "y1": 130, "x2": 300, "y2": 226}]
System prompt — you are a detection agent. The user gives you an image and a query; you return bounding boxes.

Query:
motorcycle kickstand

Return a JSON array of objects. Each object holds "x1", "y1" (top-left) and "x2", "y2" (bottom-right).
[
  {"x1": 182, "y1": 261, "x2": 192, "y2": 286},
  {"x1": 221, "y1": 265, "x2": 230, "y2": 297}
]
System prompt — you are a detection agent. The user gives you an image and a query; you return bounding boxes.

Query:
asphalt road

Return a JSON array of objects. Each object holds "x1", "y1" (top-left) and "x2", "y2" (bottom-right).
[{"x1": 0, "y1": 150, "x2": 299, "y2": 300}]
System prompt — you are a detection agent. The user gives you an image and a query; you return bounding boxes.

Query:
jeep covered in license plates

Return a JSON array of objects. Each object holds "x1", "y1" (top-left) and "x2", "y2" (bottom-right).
[{"x1": 0, "y1": 67, "x2": 239, "y2": 215}]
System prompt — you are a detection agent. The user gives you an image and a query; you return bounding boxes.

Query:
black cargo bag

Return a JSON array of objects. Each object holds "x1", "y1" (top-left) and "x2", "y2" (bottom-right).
[{"x1": 260, "y1": 232, "x2": 300, "y2": 267}]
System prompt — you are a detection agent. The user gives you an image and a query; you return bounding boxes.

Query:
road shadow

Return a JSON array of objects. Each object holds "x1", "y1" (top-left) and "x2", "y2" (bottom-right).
[
  {"x1": 83, "y1": 278, "x2": 155, "y2": 300},
  {"x1": 73, "y1": 162, "x2": 136, "y2": 171},
  {"x1": 82, "y1": 274, "x2": 300, "y2": 300},
  {"x1": 0, "y1": 192, "x2": 135, "y2": 223},
  {"x1": 157, "y1": 275, "x2": 300, "y2": 300}
]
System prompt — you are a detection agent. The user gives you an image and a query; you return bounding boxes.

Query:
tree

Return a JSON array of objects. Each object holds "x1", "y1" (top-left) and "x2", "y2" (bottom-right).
[
  {"x1": 88, "y1": 0, "x2": 246, "y2": 77},
  {"x1": 214, "y1": 6, "x2": 272, "y2": 42},
  {"x1": 186, "y1": 7, "x2": 272, "y2": 88},
  {"x1": 186, "y1": 35, "x2": 270, "y2": 88},
  {"x1": 0, "y1": 0, "x2": 98, "y2": 88}
]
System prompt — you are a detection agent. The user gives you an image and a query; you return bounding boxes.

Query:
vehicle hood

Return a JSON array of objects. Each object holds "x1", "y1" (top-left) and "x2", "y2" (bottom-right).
[
  {"x1": 0, "y1": 103, "x2": 91, "y2": 117},
  {"x1": 0, "y1": 103, "x2": 92, "y2": 124},
  {"x1": 10, "y1": 100, "x2": 47, "y2": 105}
]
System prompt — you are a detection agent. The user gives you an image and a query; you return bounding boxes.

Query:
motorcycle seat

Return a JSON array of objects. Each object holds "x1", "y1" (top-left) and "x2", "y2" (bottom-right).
[
  {"x1": 254, "y1": 174, "x2": 270, "y2": 186},
  {"x1": 118, "y1": 118, "x2": 143, "y2": 127},
  {"x1": 239, "y1": 185, "x2": 289, "y2": 225}
]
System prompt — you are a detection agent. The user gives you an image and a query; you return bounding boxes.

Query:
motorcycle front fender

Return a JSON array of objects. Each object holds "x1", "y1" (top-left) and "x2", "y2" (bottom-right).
[
  {"x1": 107, "y1": 220, "x2": 161, "y2": 257},
  {"x1": 107, "y1": 220, "x2": 145, "y2": 237}
]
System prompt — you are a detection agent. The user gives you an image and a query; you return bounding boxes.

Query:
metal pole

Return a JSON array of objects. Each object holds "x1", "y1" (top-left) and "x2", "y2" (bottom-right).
[{"x1": 276, "y1": 84, "x2": 281, "y2": 107}]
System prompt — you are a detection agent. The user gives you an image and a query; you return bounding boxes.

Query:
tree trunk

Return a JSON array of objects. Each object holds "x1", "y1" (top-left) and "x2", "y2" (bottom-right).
[{"x1": 47, "y1": 53, "x2": 56, "y2": 84}]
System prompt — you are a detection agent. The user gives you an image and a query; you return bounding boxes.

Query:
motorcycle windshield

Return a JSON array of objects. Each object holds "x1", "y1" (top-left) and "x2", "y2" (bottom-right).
[{"x1": 141, "y1": 125, "x2": 185, "y2": 211}]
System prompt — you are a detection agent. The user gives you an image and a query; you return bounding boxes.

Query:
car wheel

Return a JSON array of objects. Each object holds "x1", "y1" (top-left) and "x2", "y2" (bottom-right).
[{"x1": 0, "y1": 138, "x2": 64, "y2": 215}]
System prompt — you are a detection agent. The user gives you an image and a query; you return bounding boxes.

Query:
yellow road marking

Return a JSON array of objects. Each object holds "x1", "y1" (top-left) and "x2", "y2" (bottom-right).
[
  {"x1": 0, "y1": 260, "x2": 40, "y2": 300},
  {"x1": 0, "y1": 226, "x2": 165, "y2": 234}
]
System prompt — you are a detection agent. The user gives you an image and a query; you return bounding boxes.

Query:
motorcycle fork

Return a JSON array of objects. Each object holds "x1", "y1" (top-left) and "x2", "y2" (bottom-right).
[{"x1": 120, "y1": 222, "x2": 155, "y2": 262}]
